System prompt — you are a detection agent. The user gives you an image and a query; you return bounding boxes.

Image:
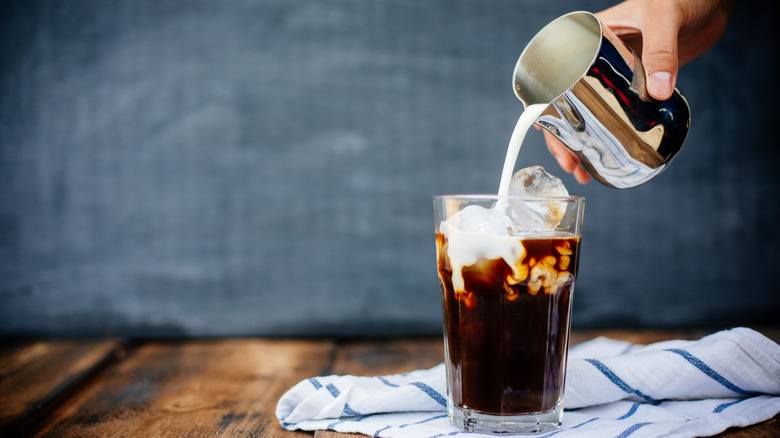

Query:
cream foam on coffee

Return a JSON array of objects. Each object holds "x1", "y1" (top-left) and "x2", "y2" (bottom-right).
[{"x1": 439, "y1": 103, "x2": 569, "y2": 293}]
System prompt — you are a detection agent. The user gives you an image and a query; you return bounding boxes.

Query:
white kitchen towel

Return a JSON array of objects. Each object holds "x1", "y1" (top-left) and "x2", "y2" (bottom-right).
[{"x1": 276, "y1": 327, "x2": 780, "y2": 438}]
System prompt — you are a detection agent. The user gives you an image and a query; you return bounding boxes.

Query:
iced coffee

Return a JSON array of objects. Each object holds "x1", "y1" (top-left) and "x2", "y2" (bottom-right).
[{"x1": 434, "y1": 167, "x2": 584, "y2": 434}]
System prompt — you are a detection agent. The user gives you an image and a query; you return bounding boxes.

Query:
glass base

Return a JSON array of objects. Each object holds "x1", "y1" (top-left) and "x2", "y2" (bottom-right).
[{"x1": 448, "y1": 397, "x2": 563, "y2": 435}]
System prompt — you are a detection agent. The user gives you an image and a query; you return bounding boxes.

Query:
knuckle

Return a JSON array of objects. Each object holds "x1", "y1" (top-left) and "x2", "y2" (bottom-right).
[{"x1": 646, "y1": 47, "x2": 677, "y2": 62}]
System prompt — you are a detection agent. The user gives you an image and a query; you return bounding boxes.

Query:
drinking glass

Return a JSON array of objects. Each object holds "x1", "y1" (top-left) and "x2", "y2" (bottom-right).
[{"x1": 434, "y1": 194, "x2": 585, "y2": 434}]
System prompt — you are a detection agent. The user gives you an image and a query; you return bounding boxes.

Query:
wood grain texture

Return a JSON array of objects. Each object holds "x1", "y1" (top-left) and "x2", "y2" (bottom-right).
[
  {"x1": 329, "y1": 338, "x2": 444, "y2": 377},
  {"x1": 568, "y1": 328, "x2": 708, "y2": 346},
  {"x1": 0, "y1": 339, "x2": 121, "y2": 435},
  {"x1": 4, "y1": 330, "x2": 777, "y2": 437},
  {"x1": 712, "y1": 417, "x2": 779, "y2": 438},
  {"x1": 15, "y1": 339, "x2": 332, "y2": 438}
]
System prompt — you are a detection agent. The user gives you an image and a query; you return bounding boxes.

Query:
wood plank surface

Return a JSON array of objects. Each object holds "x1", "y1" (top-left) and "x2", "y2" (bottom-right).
[
  {"x1": 13, "y1": 339, "x2": 333, "y2": 438},
  {"x1": 2, "y1": 330, "x2": 777, "y2": 437},
  {"x1": 0, "y1": 339, "x2": 121, "y2": 435},
  {"x1": 329, "y1": 338, "x2": 444, "y2": 377}
]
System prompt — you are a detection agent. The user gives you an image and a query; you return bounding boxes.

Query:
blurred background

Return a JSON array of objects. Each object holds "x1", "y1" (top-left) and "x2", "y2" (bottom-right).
[{"x1": 1, "y1": 0, "x2": 778, "y2": 338}]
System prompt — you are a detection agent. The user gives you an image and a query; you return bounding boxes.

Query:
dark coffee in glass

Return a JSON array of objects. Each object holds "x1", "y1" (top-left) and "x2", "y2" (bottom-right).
[{"x1": 434, "y1": 195, "x2": 584, "y2": 434}]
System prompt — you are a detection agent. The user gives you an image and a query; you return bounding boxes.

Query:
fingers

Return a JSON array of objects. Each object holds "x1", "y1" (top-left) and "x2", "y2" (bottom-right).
[
  {"x1": 543, "y1": 130, "x2": 592, "y2": 184},
  {"x1": 572, "y1": 166, "x2": 593, "y2": 185},
  {"x1": 638, "y1": 1, "x2": 683, "y2": 100},
  {"x1": 598, "y1": 0, "x2": 685, "y2": 101},
  {"x1": 595, "y1": 0, "x2": 642, "y2": 38},
  {"x1": 544, "y1": 130, "x2": 577, "y2": 173}
]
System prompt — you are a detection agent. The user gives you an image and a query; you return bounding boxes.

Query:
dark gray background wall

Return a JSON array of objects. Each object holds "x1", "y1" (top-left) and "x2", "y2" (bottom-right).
[{"x1": 1, "y1": 0, "x2": 778, "y2": 338}]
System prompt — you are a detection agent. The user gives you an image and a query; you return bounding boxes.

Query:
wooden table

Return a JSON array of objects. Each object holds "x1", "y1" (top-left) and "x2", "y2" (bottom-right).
[{"x1": 1, "y1": 329, "x2": 777, "y2": 437}]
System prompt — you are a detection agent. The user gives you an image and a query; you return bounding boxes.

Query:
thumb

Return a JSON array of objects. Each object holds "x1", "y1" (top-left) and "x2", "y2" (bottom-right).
[{"x1": 640, "y1": 13, "x2": 681, "y2": 100}]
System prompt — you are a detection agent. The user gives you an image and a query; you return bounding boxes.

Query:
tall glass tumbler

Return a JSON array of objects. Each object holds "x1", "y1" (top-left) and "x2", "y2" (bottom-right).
[{"x1": 434, "y1": 195, "x2": 585, "y2": 434}]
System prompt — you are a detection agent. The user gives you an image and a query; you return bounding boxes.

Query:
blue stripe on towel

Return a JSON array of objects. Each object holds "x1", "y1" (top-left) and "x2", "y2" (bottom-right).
[
  {"x1": 343, "y1": 402, "x2": 361, "y2": 416},
  {"x1": 324, "y1": 382, "x2": 362, "y2": 416},
  {"x1": 400, "y1": 413, "x2": 448, "y2": 428},
  {"x1": 617, "y1": 402, "x2": 641, "y2": 420},
  {"x1": 326, "y1": 412, "x2": 379, "y2": 431},
  {"x1": 373, "y1": 425, "x2": 392, "y2": 437},
  {"x1": 410, "y1": 381, "x2": 448, "y2": 407},
  {"x1": 666, "y1": 348, "x2": 754, "y2": 395},
  {"x1": 308, "y1": 377, "x2": 323, "y2": 389},
  {"x1": 326, "y1": 383, "x2": 340, "y2": 398},
  {"x1": 714, "y1": 398, "x2": 749, "y2": 413},
  {"x1": 378, "y1": 376, "x2": 399, "y2": 387},
  {"x1": 429, "y1": 431, "x2": 464, "y2": 438},
  {"x1": 540, "y1": 417, "x2": 600, "y2": 437},
  {"x1": 585, "y1": 359, "x2": 656, "y2": 402},
  {"x1": 615, "y1": 421, "x2": 652, "y2": 438}
]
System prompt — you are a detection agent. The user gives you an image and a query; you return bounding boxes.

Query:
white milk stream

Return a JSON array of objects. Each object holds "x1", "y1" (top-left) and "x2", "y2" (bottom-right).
[
  {"x1": 441, "y1": 103, "x2": 552, "y2": 292},
  {"x1": 497, "y1": 104, "x2": 548, "y2": 197}
]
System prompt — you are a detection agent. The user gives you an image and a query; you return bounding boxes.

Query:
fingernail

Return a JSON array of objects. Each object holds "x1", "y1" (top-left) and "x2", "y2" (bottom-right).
[{"x1": 649, "y1": 72, "x2": 673, "y2": 100}]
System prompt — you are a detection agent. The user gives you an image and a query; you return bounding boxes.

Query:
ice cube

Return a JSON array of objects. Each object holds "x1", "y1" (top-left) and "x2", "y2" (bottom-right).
[
  {"x1": 506, "y1": 166, "x2": 569, "y2": 231},
  {"x1": 509, "y1": 165, "x2": 569, "y2": 198}
]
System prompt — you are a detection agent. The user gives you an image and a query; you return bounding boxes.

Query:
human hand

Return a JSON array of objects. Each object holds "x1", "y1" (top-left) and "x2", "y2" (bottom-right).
[
  {"x1": 596, "y1": 0, "x2": 738, "y2": 100},
  {"x1": 542, "y1": 0, "x2": 737, "y2": 184}
]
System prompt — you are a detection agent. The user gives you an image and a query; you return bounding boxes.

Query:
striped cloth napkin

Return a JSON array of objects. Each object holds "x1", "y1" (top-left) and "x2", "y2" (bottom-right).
[{"x1": 276, "y1": 327, "x2": 780, "y2": 438}]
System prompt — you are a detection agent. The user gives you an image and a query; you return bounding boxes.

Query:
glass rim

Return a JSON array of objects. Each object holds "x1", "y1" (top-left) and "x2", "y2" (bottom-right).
[{"x1": 434, "y1": 194, "x2": 585, "y2": 202}]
